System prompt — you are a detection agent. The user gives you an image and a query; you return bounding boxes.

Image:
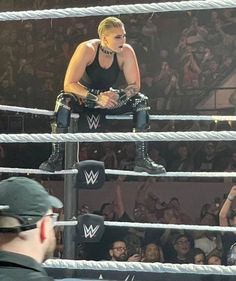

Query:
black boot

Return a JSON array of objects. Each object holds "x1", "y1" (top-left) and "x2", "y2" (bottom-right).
[
  {"x1": 39, "y1": 92, "x2": 75, "y2": 172},
  {"x1": 132, "y1": 94, "x2": 166, "y2": 174},
  {"x1": 134, "y1": 142, "x2": 166, "y2": 174},
  {"x1": 39, "y1": 127, "x2": 66, "y2": 172}
]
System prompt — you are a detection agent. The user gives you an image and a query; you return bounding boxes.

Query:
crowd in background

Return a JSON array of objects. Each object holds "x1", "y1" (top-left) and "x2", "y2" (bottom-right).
[
  {"x1": 0, "y1": 6, "x2": 235, "y2": 112},
  {"x1": 0, "y1": 1, "x2": 236, "y2": 271},
  {"x1": 53, "y1": 178, "x2": 236, "y2": 268}
]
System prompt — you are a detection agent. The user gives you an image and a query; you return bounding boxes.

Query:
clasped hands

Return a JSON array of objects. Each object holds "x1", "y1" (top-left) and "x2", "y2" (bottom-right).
[
  {"x1": 96, "y1": 90, "x2": 119, "y2": 109},
  {"x1": 96, "y1": 86, "x2": 138, "y2": 109}
]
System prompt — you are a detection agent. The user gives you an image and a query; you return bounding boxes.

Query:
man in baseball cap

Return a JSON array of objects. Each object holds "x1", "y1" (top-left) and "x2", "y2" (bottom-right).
[{"x1": 0, "y1": 176, "x2": 63, "y2": 280}]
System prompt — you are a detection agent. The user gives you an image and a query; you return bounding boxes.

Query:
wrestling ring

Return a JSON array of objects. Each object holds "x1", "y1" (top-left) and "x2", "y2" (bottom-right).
[{"x1": 1, "y1": 1, "x2": 236, "y2": 280}]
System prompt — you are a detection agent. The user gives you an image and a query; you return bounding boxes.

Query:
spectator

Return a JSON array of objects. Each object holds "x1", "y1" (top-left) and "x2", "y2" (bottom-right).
[
  {"x1": 182, "y1": 16, "x2": 208, "y2": 40},
  {"x1": 79, "y1": 145, "x2": 89, "y2": 161},
  {"x1": 100, "y1": 143, "x2": 118, "y2": 169},
  {"x1": 134, "y1": 179, "x2": 164, "y2": 222},
  {"x1": 142, "y1": 242, "x2": 164, "y2": 263},
  {"x1": 109, "y1": 240, "x2": 141, "y2": 262},
  {"x1": 168, "y1": 197, "x2": 193, "y2": 224},
  {"x1": 227, "y1": 242, "x2": 236, "y2": 266},
  {"x1": 0, "y1": 176, "x2": 63, "y2": 280},
  {"x1": 100, "y1": 176, "x2": 130, "y2": 221},
  {"x1": 182, "y1": 50, "x2": 201, "y2": 89},
  {"x1": 194, "y1": 203, "x2": 221, "y2": 256},
  {"x1": 225, "y1": 151, "x2": 236, "y2": 172},
  {"x1": 0, "y1": 78, "x2": 16, "y2": 105},
  {"x1": 195, "y1": 142, "x2": 217, "y2": 172},
  {"x1": 186, "y1": 247, "x2": 206, "y2": 264},
  {"x1": 206, "y1": 249, "x2": 222, "y2": 265},
  {"x1": 219, "y1": 186, "x2": 236, "y2": 264},
  {"x1": 170, "y1": 233, "x2": 193, "y2": 264},
  {"x1": 170, "y1": 144, "x2": 194, "y2": 172},
  {"x1": 159, "y1": 207, "x2": 183, "y2": 262},
  {"x1": 119, "y1": 143, "x2": 136, "y2": 172},
  {"x1": 141, "y1": 17, "x2": 159, "y2": 51}
]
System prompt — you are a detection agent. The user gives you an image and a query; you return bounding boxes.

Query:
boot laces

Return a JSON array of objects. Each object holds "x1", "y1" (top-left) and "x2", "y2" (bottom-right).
[
  {"x1": 145, "y1": 156, "x2": 156, "y2": 166},
  {"x1": 48, "y1": 150, "x2": 63, "y2": 162}
]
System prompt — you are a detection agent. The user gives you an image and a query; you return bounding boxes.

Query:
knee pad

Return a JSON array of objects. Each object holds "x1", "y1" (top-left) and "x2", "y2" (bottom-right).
[
  {"x1": 54, "y1": 92, "x2": 77, "y2": 128},
  {"x1": 133, "y1": 93, "x2": 150, "y2": 131}
]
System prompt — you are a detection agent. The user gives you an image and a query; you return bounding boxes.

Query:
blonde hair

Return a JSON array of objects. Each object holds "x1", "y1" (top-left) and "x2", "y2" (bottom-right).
[{"x1": 98, "y1": 17, "x2": 124, "y2": 38}]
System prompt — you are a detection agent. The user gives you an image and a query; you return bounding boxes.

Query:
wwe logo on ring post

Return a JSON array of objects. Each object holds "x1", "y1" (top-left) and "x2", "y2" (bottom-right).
[
  {"x1": 84, "y1": 170, "x2": 99, "y2": 185},
  {"x1": 83, "y1": 224, "x2": 100, "y2": 238},
  {"x1": 87, "y1": 114, "x2": 100, "y2": 130}
]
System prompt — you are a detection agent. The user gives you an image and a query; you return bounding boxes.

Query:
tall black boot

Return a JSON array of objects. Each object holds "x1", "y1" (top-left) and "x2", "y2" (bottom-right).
[
  {"x1": 39, "y1": 92, "x2": 74, "y2": 172},
  {"x1": 39, "y1": 125, "x2": 66, "y2": 172},
  {"x1": 132, "y1": 94, "x2": 166, "y2": 174},
  {"x1": 134, "y1": 141, "x2": 166, "y2": 174}
]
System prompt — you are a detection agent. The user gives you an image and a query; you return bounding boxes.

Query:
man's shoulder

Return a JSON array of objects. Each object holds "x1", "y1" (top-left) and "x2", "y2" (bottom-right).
[
  {"x1": 0, "y1": 268, "x2": 54, "y2": 281},
  {"x1": 0, "y1": 251, "x2": 53, "y2": 281}
]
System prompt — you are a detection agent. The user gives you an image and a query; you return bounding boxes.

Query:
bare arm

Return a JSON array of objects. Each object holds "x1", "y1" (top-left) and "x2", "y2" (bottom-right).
[
  {"x1": 113, "y1": 177, "x2": 125, "y2": 219},
  {"x1": 135, "y1": 179, "x2": 152, "y2": 206},
  {"x1": 64, "y1": 42, "x2": 93, "y2": 99},
  {"x1": 189, "y1": 54, "x2": 201, "y2": 74},
  {"x1": 219, "y1": 186, "x2": 236, "y2": 226},
  {"x1": 122, "y1": 44, "x2": 141, "y2": 96}
]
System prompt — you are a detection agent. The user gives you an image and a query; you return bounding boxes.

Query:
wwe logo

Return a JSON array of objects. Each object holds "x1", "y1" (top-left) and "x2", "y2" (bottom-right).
[
  {"x1": 87, "y1": 114, "x2": 100, "y2": 130},
  {"x1": 84, "y1": 170, "x2": 99, "y2": 185},
  {"x1": 83, "y1": 224, "x2": 100, "y2": 238}
]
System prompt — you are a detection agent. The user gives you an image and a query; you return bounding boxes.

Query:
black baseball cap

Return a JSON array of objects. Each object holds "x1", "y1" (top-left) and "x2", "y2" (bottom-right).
[{"x1": 0, "y1": 177, "x2": 63, "y2": 232}]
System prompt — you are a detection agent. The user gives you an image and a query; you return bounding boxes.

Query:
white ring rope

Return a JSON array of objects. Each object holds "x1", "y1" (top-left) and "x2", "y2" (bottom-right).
[
  {"x1": 43, "y1": 259, "x2": 236, "y2": 276},
  {"x1": 0, "y1": 105, "x2": 79, "y2": 118},
  {"x1": 106, "y1": 115, "x2": 236, "y2": 121},
  {"x1": 0, "y1": 167, "x2": 78, "y2": 175},
  {"x1": 1, "y1": 131, "x2": 236, "y2": 143},
  {"x1": 1, "y1": 167, "x2": 236, "y2": 178},
  {"x1": 54, "y1": 220, "x2": 236, "y2": 233},
  {"x1": 0, "y1": 1, "x2": 235, "y2": 21},
  {"x1": 106, "y1": 170, "x2": 236, "y2": 178},
  {"x1": 2, "y1": 104, "x2": 236, "y2": 121}
]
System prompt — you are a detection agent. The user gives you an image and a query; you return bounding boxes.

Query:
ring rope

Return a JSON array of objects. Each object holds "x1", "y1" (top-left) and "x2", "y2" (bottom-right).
[
  {"x1": 1, "y1": 167, "x2": 236, "y2": 178},
  {"x1": 0, "y1": 105, "x2": 79, "y2": 118},
  {"x1": 0, "y1": 167, "x2": 78, "y2": 175},
  {"x1": 43, "y1": 259, "x2": 236, "y2": 276},
  {"x1": 54, "y1": 220, "x2": 236, "y2": 233},
  {"x1": 2, "y1": 105, "x2": 236, "y2": 121},
  {"x1": 1, "y1": 131, "x2": 236, "y2": 143},
  {"x1": 0, "y1": 1, "x2": 235, "y2": 21},
  {"x1": 106, "y1": 115, "x2": 236, "y2": 121}
]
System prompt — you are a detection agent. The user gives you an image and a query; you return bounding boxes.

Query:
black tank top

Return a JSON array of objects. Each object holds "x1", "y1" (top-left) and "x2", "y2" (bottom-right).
[{"x1": 80, "y1": 44, "x2": 120, "y2": 91}]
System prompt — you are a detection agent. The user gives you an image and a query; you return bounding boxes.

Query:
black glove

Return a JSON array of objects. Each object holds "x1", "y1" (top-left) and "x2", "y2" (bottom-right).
[
  {"x1": 109, "y1": 88, "x2": 129, "y2": 107},
  {"x1": 84, "y1": 89, "x2": 100, "y2": 108}
]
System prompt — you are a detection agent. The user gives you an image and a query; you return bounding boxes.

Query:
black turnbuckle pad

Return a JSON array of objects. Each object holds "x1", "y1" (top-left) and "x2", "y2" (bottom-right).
[{"x1": 74, "y1": 160, "x2": 105, "y2": 190}]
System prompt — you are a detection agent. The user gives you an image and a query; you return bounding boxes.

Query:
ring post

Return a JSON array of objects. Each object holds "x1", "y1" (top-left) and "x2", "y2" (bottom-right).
[{"x1": 63, "y1": 117, "x2": 78, "y2": 260}]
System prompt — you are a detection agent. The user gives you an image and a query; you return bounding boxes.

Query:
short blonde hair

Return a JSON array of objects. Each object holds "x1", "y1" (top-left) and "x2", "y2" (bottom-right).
[{"x1": 98, "y1": 17, "x2": 124, "y2": 38}]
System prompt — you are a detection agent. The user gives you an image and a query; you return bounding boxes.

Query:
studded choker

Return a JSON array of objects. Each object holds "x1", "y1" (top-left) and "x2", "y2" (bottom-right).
[{"x1": 100, "y1": 45, "x2": 114, "y2": 55}]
